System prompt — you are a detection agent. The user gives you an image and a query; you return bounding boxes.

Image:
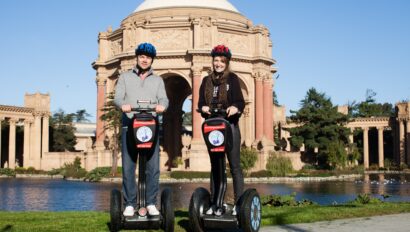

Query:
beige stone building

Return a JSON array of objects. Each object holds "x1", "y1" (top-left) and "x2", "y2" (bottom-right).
[
  {"x1": 0, "y1": 93, "x2": 49, "y2": 169},
  {"x1": 93, "y1": 0, "x2": 276, "y2": 171}
]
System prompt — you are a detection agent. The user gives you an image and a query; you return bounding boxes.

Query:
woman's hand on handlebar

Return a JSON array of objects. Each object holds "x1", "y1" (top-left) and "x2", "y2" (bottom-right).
[
  {"x1": 121, "y1": 104, "x2": 132, "y2": 113},
  {"x1": 201, "y1": 106, "x2": 211, "y2": 115},
  {"x1": 155, "y1": 105, "x2": 165, "y2": 113},
  {"x1": 227, "y1": 106, "x2": 238, "y2": 117}
]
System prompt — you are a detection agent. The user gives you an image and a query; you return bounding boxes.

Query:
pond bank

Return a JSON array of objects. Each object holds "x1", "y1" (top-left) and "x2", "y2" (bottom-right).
[{"x1": 0, "y1": 173, "x2": 362, "y2": 183}]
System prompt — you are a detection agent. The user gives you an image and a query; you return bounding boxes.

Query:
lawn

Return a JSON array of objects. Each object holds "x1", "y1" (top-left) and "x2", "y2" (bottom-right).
[{"x1": 1, "y1": 202, "x2": 410, "y2": 231}]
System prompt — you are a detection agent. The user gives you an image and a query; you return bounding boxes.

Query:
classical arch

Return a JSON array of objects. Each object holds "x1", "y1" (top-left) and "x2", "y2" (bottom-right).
[{"x1": 161, "y1": 73, "x2": 192, "y2": 169}]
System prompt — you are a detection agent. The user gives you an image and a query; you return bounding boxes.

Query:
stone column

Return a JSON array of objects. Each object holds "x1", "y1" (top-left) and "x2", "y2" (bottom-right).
[
  {"x1": 363, "y1": 127, "x2": 369, "y2": 169},
  {"x1": 33, "y1": 113, "x2": 42, "y2": 169},
  {"x1": 399, "y1": 120, "x2": 405, "y2": 165},
  {"x1": 254, "y1": 73, "x2": 264, "y2": 141},
  {"x1": 23, "y1": 120, "x2": 32, "y2": 167},
  {"x1": 8, "y1": 118, "x2": 17, "y2": 169},
  {"x1": 377, "y1": 127, "x2": 384, "y2": 168},
  {"x1": 191, "y1": 66, "x2": 203, "y2": 142},
  {"x1": 42, "y1": 115, "x2": 49, "y2": 154},
  {"x1": 95, "y1": 77, "x2": 107, "y2": 149},
  {"x1": 407, "y1": 121, "x2": 410, "y2": 165},
  {"x1": 244, "y1": 107, "x2": 252, "y2": 147},
  {"x1": 349, "y1": 127, "x2": 354, "y2": 144},
  {"x1": 263, "y1": 76, "x2": 274, "y2": 142},
  {"x1": 0, "y1": 117, "x2": 3, "y2": 168}
]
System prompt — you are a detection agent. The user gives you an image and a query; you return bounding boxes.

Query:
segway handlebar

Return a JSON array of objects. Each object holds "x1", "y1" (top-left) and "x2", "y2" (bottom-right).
[
  {"x1": 196, "y1": 108, "x2": 241, "y2": 117},
  {"x1": 130, "y1": 100, "x2": 158, "y2": 113}
]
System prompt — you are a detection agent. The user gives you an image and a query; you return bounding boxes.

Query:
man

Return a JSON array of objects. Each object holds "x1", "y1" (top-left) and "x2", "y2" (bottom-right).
[{"x1": 114, "y1": 42, "x2": 168, "y2": 217}]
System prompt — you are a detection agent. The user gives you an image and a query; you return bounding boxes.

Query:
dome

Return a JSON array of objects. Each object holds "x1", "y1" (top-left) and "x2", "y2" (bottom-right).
[{"x1": 134, "y1": 0, "x2": 239, "y2": 13}]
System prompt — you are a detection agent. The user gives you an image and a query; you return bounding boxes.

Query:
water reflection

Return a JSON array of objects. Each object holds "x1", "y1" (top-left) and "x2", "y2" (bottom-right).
[{"x1": 1, "y1": 174, "x2": 410, "y2": 211}]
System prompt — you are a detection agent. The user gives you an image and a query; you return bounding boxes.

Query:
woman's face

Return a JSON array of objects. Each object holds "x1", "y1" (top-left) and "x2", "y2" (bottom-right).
[{"x1": 213, "y1": 56, "x2": 227, "y2": 73}]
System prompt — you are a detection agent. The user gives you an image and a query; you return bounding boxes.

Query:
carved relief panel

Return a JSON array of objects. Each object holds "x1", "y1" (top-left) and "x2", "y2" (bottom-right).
[
  {"x1": 149, "y1": 29, "x2": 190, "y2": 50},
  {"x1": 217, "y1": 31, "x2": 249, "y2": 54}
]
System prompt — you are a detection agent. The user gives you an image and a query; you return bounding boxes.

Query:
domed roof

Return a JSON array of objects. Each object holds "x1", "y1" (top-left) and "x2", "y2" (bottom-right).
[{"x1": 134, "y1": 0, "x2": 239, "y2": 13}]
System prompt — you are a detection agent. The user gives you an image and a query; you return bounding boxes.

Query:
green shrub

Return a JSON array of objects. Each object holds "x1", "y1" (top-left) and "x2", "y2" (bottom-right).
[
  {"x1": 0, "y1": 168, "x2": 16, "y2": 177},
  {"x1": 15, "y1": 167, "x2": 45, "y2": 174},
  {"x1": 48, "y1": 168, "x2": 63, "y2": 176},
  {"x1": 250, "y1": 170, "x2": 272, "y2": 178},
  {"x1": 261, "y1": 193, "x2": 315, "y2": 207},
  {"x1": 172, "y1": 157, "x2": 184, "y2": 167},
  {"x1": 349, "y1": 193, "x2": 382, "y2": 205},
  {"x1": 266, "y1": 152, "x2": 293, "y2": 177},
  {"x1": 384, "y1": 159, "x2": 393, "y2": 171},
  {"x1": 85, "y1": 167, "x2": 112, "y2": 182},
  {"x1": 170, "y1": 171, "x2": 210, "y2": 179},
  {"x1": 301, "y1": 164, "x2": 317, "y2": 170},
  {"x1": 60, "y1": 157, "x2": 87, "y2": 179},
  {"x1": 240, "y1": 147, "x2": 258, "y2": 177}
]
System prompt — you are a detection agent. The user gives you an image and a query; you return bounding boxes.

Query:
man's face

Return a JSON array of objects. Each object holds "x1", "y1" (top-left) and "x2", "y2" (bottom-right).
[{"x1": 137, "y1": 54, "x2": 153, "y2": 70}]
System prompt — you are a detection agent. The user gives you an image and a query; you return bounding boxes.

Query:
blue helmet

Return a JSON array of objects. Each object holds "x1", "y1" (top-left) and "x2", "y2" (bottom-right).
[{"x1": 135, "y1": 42, "x2": 156, "y2": 58}]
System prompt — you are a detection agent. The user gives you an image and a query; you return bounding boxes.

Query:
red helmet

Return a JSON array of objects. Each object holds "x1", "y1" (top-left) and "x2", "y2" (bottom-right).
[{"x1": 211, "y1": 45, "x2": 232, "y2": 59}]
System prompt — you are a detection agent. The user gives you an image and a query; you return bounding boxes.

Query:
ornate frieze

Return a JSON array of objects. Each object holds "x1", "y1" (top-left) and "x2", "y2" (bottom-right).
[
  {"x1": 110, "y1": 39, "x2": 123, "y2": 57},
  {"x1": 217, "y1": 31, "x2": 248, "y2": 54},
  {"x1": 150, "y1": 29, "x2": 190, "y2": 50}
]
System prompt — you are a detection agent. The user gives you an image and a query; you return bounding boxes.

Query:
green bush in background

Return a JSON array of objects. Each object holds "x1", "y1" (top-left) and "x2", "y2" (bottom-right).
[
  {"x1": 240, "y1": 147, "x2": 258, "y2": 177},
  {"x1": 266, "y1": 151, "x2": 293, "y2": 177},
  {"x1": 0, "y1": 168, "x2": 16, "y2": 177}
]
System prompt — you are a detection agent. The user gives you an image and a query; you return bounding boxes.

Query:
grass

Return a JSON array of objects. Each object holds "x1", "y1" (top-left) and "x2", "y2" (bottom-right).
[{"x1": 1, "y1": 203, "x2": 410, "y2": 231}]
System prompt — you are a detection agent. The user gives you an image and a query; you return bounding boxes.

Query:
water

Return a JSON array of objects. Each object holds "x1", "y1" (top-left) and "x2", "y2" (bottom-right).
[{"x1": 1, "y1": 174, "x2": 410, "y2": 211}]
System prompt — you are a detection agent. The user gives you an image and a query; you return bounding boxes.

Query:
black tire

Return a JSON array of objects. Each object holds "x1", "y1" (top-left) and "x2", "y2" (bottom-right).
[
  {"x1": 161, "y1": 188, "x2": 175, "y2": 232},
  {"x1": 110, "y1": 189, "x2": 122, "y2": 232},
  {"x1": 188, "y1": 187, "x2": 210, "y2": 232},
  {"x1": 239, "y1": 189, "x2": 261, "y2": 232}
]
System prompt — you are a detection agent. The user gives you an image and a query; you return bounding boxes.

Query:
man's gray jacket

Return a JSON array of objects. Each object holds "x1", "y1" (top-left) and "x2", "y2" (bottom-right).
[{"x1": 114, "y1": 68, "x2": 169, "y2": 119}]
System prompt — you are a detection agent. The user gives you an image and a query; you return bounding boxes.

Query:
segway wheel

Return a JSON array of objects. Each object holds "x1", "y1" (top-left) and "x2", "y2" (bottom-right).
[
  {"x1": 188, "y1": 187, "x2": 210, "y2": 232},
  {"x1": 110, "y1": 189, "x2": 122, "y2": 232},
  {"x1": 239, "y1": 189, "x2": 262, "y2": 232},
  {"x1": 161, "y1": 188, "x2": 175, "y2": 232}
]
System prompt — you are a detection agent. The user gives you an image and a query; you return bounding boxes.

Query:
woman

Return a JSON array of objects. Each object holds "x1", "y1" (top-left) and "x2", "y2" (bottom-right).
[{"x1": 198, "y1": 45, "x2": 245, "y2": 216}]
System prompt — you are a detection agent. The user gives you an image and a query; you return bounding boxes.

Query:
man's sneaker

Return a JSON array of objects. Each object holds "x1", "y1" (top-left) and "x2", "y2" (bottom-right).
[
  {"x1": 205, "y1": 205, "x2": 215, "y2": 215},
  {"x1": 147, "y1": 205, "x2": 160, "y2": 216},
  {"x1": 232, "y1": 205, "x2": 237, "y2": 216},
  {"x1": 214, "y1": 207, "x2": 223, "y2": 216},
  {"x1": 123, "y1": 206, "x2": 135, "y2": 217}
]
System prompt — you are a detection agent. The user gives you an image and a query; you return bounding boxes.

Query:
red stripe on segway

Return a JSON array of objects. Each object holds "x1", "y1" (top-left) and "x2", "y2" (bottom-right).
[
  {"x1": 211, "y1": 146, "x2": 225, "y2": 152},
  {"x1": 204, "y1": 124, "x2": 225, "y2": 133},
  {"x1": 137, "y1": 142, "x2": 153, "y2": 148},
  {"x1": 133, "y1": 120, "x2": 156, "y2": 128}
]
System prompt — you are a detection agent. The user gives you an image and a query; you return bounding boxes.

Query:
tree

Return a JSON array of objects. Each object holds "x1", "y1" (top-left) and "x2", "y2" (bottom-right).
[
  {"x1": 349, "y1": 89, "x2": 394, "y2": 117},
  {"x1": 273, "y1": 90, "x2": 280, "y2": 106},
  {"x1": 49, "y1": 109, "x2": 77, "y2": 152},
  {"x1": 288, "y1": 88, "x2": 351, "y2": 168},
  {"x1": 74, "y1": 109, "x2": 92, "y2": 122},
  {"x1": 100, "y1": 92, "x2": 122, "y2": 176}
]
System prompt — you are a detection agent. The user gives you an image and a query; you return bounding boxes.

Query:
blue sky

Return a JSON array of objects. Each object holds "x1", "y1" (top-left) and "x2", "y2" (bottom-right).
[{"x1": 0, "y1": 0, "x2": 409, "y2": 122}]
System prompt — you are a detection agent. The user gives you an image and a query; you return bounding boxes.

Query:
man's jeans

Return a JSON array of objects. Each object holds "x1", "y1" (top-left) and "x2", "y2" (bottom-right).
[{"x1": 121, "y1": 114, "x2": 160, "y2": 207}]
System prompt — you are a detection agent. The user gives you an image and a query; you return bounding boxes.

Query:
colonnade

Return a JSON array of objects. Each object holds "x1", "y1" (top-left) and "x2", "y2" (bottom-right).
[{"x1": 0, "y1": 113, "x2": 49, "y2": 169}]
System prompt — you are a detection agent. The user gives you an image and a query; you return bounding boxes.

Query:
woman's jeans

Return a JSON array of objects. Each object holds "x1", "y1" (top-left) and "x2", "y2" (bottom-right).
[
  {"x1": 209, "y1": 123, "x2": 244, "y2": 204},
  {"x1": 121, "y1": 115, "x2": 159, "y2": 207}
]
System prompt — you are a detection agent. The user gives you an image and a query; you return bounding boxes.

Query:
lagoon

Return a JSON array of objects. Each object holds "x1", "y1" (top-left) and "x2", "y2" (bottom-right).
[{"x1": 1, "y1": 174, "x2": 410, "y2": 211}]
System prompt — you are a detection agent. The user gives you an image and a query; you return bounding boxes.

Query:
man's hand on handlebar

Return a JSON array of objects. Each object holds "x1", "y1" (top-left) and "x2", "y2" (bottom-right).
[
  {"x1": 201, "y1": 106, "x2": 211, "y2": 115},
  {"x1": 227, "y1": 106, "x2": 239, "y2": 117},
  {"x1": 121, "y1": 104, "x2": 132, "y2": 113},
  {"x1": 155, "y1": 105, "x2": 165, "y2": 113}
]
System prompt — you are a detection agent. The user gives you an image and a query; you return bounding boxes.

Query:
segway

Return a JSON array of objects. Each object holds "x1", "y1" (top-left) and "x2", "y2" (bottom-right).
[
  {"x1": 189, "y1": 108, "x2": 261, "y2": 232},
  {"x1": 110, "y1": 101, "x2": 174, "y2": 232}
]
